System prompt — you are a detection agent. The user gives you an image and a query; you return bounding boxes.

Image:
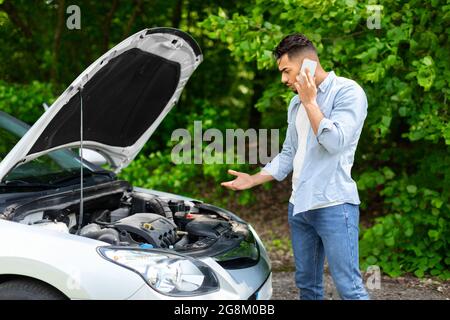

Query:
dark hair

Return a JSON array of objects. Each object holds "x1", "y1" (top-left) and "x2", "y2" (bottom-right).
[{"x1": 273, "y1": 33, "x2": 316, "y2": 60}]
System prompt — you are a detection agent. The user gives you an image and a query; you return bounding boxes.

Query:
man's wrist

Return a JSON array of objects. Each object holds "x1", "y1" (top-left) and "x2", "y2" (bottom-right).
[
  {"x1": 302, "y1": 99, "x2": 324, "y2": 135},
  {"x1": 252, "y1": 170, "x2": 274, "y2": 186},
  {"x1": 250, "y1": 174, "x2": 258, "y2": 188},
  {"x1": 249, "y1": 174, "x2": 259, "y2": 188},
  {"x1": 303, "y1": 100, "x2": 319, "y2": 110}
]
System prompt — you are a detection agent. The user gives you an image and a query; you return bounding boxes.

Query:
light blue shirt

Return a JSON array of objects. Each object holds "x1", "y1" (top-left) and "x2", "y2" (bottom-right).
[{"x1": 262, "y1": 71, "x2": 368, "y2": 215}]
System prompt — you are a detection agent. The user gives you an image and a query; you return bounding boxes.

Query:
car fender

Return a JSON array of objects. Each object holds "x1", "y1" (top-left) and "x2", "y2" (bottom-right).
[{"x1": 0, "y1": 219, "x2": 147, "y2": 299}]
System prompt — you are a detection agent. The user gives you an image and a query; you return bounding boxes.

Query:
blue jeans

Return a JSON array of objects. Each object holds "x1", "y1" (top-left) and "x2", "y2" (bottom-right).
[{"x1": 288, "y1": 202, "x2": 370, "y2": 300}]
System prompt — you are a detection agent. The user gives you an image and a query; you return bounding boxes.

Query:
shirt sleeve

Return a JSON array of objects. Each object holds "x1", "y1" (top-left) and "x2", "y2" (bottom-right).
[
  {"x1": 262, "y1": 102, "x2": 297, "y2": 181},
  {"x1": 316, "y1": 84, "x2": 368, "y2": 155}
]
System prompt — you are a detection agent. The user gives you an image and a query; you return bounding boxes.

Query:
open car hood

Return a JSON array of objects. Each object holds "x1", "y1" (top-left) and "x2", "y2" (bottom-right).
[{"x1": 0, "y1": 28, "x2": 202, "y2": 182}]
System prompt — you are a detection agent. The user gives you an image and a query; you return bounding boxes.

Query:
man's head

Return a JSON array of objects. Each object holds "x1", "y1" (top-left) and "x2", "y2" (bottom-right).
[{"x1": 274, "y1": 33, "x2": 319, "y2": 92}]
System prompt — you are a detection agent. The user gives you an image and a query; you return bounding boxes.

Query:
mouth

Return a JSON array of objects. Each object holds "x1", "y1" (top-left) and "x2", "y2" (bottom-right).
[{"x1": 287, "y1": 84, "x2": 297, "y2": 92}]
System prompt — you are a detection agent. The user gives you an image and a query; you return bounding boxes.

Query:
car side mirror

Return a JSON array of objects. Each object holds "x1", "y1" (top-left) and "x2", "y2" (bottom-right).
[{"x1": 79, "y1": 149, "x2": 107, "y2": 166}]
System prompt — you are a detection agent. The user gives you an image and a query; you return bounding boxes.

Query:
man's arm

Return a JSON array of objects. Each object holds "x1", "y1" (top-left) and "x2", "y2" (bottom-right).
[
  {"x1": 294, "y1": 69, "x2": 323, "y2": 135},
  {"x1": 221, "y1": 169, "x2": 274, "y2": 191},
  {"x1": 313, "y1": 85, "x2": 368, "y2": 154},
  {"x1": 221, "y1": 98, "x2": 298, "y2": 190},
  {"x1": 295, "y1": 69, "x2": 368, "y2": 155},
  {"x1": 260, "y1": 117, "x2": 296, "y2": 181}
]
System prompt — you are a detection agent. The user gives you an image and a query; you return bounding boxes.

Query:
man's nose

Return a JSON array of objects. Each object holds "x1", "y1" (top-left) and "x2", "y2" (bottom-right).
[{"x1": 281, "y1": 74, "x2": 288, "y2": 84}]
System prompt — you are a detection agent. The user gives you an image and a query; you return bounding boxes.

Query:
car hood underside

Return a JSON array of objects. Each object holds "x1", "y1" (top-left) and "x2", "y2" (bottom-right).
[{"x1": 0, "y1": 28, "x2": 202, "y2": 182}]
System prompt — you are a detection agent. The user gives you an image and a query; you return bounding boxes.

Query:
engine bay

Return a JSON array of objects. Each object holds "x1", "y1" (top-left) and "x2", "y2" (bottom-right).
[{"x1": 3, "y1": 184, "x2": 258, "y2": 262}]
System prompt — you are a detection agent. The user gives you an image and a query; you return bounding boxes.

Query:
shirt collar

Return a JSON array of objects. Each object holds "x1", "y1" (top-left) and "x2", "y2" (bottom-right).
[{"x1": 317, "y1": 71, "x2": 335, "y2": 93}]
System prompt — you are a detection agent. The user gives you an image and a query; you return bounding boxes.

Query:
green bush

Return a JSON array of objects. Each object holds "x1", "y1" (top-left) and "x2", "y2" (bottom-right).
[
  {"x1": 200, "y1": 0, "x2": 450, "y2": 279},
  {"x1": 120, "y1": 102, "x2": 257, "y2": 207},
  {"x1": 0, "y1": 80, "x2": 55, "y2": 124},
  {"x1": 359, "y1": 177, "x2": 449, "y2": 279}
]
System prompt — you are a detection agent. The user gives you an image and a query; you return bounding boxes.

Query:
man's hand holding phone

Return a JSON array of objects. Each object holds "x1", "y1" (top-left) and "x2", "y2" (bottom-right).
[
  {"x1": 294, "y1": 58, "x2": 318, "y2": 106},
  {"x1": 294, "y1": 58, "x2": 325, "y2": 135}
]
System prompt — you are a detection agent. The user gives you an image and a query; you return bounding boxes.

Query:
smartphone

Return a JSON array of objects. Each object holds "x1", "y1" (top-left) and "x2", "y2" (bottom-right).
[{"x1": 300, "y1": 58, "x2": 317, "y2": 77}]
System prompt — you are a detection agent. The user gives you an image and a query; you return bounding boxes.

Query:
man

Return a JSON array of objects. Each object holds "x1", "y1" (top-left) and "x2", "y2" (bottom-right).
[{"x1": 221, "y1": 33, "x2": 370, "y2": 300}]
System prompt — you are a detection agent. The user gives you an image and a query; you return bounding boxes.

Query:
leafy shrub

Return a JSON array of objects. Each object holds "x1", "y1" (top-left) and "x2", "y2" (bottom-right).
[
  {"x1": 359, "y1": 176, "x2": 449, "y2": 279},
  {"x1": 0, "y1": 80, "x2": 55, "y2": 124},
  {"x1": 200, "y1": 0, "x2": 450, "y2": 279}
]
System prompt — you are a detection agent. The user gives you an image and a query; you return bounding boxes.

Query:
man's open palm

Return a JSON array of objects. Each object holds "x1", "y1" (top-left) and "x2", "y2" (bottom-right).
[{"x1": 221, "y1": 169, "x2": 254, "y2": 191}]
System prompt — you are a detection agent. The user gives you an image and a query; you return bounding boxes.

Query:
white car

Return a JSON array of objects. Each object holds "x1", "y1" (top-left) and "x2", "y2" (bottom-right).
[{"x1": 0, "y1": 28, "x2": 272, "y2": 300}]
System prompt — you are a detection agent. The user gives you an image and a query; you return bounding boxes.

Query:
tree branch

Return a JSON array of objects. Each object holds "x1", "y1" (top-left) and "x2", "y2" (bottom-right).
[
  {"x1": 103, "y1": 0, "x2": 119, "y2": 51},
  {"x1": 51, "y1": 0, "x2": 66, "y2": 82},
  {"x1": 172, "y1": 0, "x2": 183, "y2": 29},
  {"x1": 0, "y1": 0, "x2": 33, "y2": 37},
  {"x1": 123, "y1": 0, "x2": 143, "y2": 38}
]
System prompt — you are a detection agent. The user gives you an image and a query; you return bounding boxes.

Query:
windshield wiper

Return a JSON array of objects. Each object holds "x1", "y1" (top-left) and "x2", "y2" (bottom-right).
[
  {"x1": 0, "y1": 180, "x2": 57, "y2": 189},
  {"x1": 48, "y1": 170, "x2": 114, "y2": 186}
]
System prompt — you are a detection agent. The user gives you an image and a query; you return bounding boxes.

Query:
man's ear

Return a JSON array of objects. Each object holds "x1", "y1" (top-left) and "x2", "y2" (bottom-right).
[{"x1": 296, "y1": 57, "x2": 305, "y2": 73}]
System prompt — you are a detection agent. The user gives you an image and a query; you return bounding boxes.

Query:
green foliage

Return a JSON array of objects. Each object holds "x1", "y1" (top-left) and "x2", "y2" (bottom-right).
[
  {"x1": 0, "y1": 80, "x2": 55, "y2": 124},
  {"x1": 0, "y1": 0, "x2": 448, "y2": 279},
  {"x1": 360, "y1": 178, "x2": 449, "y2": 279},
  {"x1": 120, "y1": 152, "x2": 256, "y2": 207},
  {"x1": 200, "y1": 0, "x2": 450, "y2": 279},
  {"x1": 120, "y1": 101, "x2": 257, "y2": 207}
]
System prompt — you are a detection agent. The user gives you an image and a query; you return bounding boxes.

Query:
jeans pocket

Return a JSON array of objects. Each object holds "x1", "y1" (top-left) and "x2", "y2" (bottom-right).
[
  {"x1": 343, "y1": 204, "x2": 360, "y2": 231},
  {"x1": 342, "y1": 203, "x2": 349, "y2": 220}
]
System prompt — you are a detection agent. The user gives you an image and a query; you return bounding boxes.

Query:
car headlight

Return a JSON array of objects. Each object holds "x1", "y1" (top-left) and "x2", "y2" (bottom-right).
[{"x1": 98, "y1": 247, "x2": 219, "y2": 296}]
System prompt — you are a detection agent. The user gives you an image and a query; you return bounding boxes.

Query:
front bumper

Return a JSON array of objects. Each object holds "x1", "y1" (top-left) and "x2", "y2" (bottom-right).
[
  {"x1": 126, "y1": 261, "x2": 272, "y2": 300},
  {"x1": 127, "y1": 233, "x2": 272, "y2": 300},
  {"x1": 247, "y1": 272, "x2": 272, "y2": 300}
]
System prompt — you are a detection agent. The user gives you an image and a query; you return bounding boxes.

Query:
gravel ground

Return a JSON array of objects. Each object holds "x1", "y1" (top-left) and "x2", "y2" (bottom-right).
[{"x1": 272, "y1": 271, "x2": 450, "y2": 300}]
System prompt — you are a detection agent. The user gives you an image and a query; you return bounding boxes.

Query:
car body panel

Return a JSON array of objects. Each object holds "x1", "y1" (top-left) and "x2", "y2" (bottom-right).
[
  {"x1": 0, "y1": 219, "x2": 146, "y2": 299},
  {"x1": 0, "y1": 214, "x2": 272, "y2": 300}
]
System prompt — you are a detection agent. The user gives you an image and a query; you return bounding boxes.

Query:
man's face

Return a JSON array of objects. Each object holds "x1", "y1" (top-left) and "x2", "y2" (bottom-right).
[{"x1": 277, "y1": 53, "x2": 303, "y2": 93}]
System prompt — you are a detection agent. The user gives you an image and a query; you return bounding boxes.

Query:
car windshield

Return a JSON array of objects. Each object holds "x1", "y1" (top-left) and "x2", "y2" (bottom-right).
[{"x1": 0, "y1": 112, "x2": 105, "y2": 187}]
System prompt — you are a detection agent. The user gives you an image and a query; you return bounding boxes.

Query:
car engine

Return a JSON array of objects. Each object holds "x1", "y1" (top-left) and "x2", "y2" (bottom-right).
[{"x1": 8, "y1": 188, "x2": 256, "y2": 260}]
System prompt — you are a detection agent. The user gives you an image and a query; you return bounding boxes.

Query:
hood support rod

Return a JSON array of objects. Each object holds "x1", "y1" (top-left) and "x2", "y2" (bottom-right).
[{"x1": 77, "y1": 86, "x2": 84, "y2": 234}]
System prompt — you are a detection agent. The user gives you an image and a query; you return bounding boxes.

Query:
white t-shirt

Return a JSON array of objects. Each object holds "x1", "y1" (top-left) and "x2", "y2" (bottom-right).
[{"x1": 289, "y1": 103, "x2": 343, "y2": 209}]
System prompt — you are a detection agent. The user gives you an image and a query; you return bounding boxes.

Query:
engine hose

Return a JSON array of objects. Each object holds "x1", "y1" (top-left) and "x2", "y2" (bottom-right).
[
  {"x1": 173, "y1": 234, "x2": 189, "y2": 250},
  {"x1": 147, "y1": 198, "x2": 174, "y2": 223}
]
